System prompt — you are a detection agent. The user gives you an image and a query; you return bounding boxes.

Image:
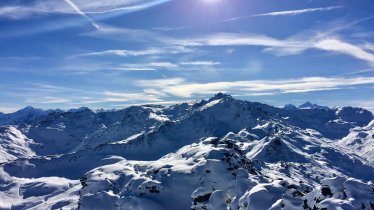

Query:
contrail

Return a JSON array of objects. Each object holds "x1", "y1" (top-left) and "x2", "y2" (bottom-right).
[
  {"x1": 252, "y1": 6, "x2": 344, "y2": 17},
  {"x1": 64, "y1": 0, "x2": 101, "y2": 29},
  {"x1": 151, "y1": 6, "x2": 345, "y2": 31},
  {"x1": 213, "y1": 6, "x2": 344, "y2": 24}
]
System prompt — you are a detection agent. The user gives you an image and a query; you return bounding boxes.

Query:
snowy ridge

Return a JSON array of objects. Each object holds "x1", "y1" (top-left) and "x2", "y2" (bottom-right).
[
  {"x1": 0, "y1": 93, "x2": 373, "y2": 209},
  {"x1": 336, "y1": 120, "x2": 374, "y2": 163},
  {"x1": 0, "y1": 126, "x2": 36, "y2": 163},
  {"x1": 0, "y1": 106, "x2": 62, "y2": 126}
]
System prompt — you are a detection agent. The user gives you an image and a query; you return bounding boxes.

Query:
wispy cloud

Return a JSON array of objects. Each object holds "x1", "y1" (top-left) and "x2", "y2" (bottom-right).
[
  {"x1": 177, "y1": 33, "x2": 294, "y2": 47},
  {"x1": 180, "y1": 61, "x2": 220, "y2": 66},
  {"x1": 0, "y1": 106, "x2": 22, "y2": 114},
  {"x1": 69, "y1": 91, "x2": 166, "y2": 105},
  {"x1": 18, "y1": 92, "x2": 164, "y2": 107},
  {"x1": 0, "y1": 0, "x2": 172, "y2": 37},
  {"x1": 66, "y1": 61, "x2": 177, "y2": 72},
  {"x1": 363, "y1": 43, "x2": 374, "y2": 52},
  {"x1": 70, "y1": 46, "x2": 194, "y2": 58},
  {"x1": 5, "y1": 83, "x2": 76, "y2": 94},
  {"x1": 253, "y1": 6, "x2": 344, "y2": 17},
  {"x1": 103, "y1": 91, "x2": 162, "y2": 102},
  {"x1": 176, "y1": 33, "x2": 374, "y2": 66},
  {"x1": 4, "y1": 77, "x2": 374, "y2": 111},
  {"x1": 353, "y1": 31, "x2": 374, "y2": 38},
  {"x1": 136, "y1": 76, "x2": 374, "y2": 97},
  {"x1": 80, "y1": 16, "x2": 374, "y2": 69},
  {"x1": 29, "y1": 84, "x2": 75, "y2": 93},
  {"x1": 138, "y1": 78, "x2": 185, "y2": 88},
  {"x1": 0, "y1": 0, "x2": 171, "y2": 20},
  {"x1": 26, "y1": 96, "x2": 72, "y2": 104},
  {"x1": 79, "y1": 0, "x2": 171, "y2": 15},
  {"x1": 119, "y1": 62, "x2": 178, "y2": 71},
  {"x1": 152, "y1": 26, "x2": 190, "y2": 31},
  {"x1": 333, "y1": 68, "x2": 374, "y2": 77},
  {"x1": 314, "y1": 39, "x2": 374, "y2": 66},
  {"x1": 73, "y1": 49, "x2": 164, "y2": 58},
  {"x1": 109, "y1": 100, "x2": 193, "y2": 107},
  {"x1": 0, "y1": 6, "x2": 45, "y2": 20},
  {"x1": 83, "y1": 25, "x2": 173, "y2": 43},
  {"x1": 58, "y1": 60, "x2": 178, "y2": 72},
  {"x1": 6, "y1": 82, "x2": 168, "y2": 107}
]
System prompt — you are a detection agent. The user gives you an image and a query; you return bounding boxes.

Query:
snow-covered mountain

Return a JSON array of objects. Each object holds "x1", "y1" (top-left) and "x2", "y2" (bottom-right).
[
  {"x1": 0, "y1": 94, "x2": 373, "y2": 210},
  {"x1": 336, "y1": 120, "x2": 374, "y2": 163},
  {"x1": 0, "y1": 126, "x2": 36, "y2": 163},
  {"x1": 0, "y1": 106, "x2": 62, "y2": 126}
]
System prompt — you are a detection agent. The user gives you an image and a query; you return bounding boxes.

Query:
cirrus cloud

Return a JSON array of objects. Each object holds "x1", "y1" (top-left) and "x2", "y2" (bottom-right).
[
  {"x1": 0, "y1": 0, "x2": 171, "y2": 19},
  {"x1": 136, "y1": 76, "x2": 374, "y2": 97}
]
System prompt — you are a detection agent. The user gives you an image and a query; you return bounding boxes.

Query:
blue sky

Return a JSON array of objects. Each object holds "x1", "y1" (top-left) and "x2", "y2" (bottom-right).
[{"x1": 1, "y1": 0, "x2": 374, "y2": 113}]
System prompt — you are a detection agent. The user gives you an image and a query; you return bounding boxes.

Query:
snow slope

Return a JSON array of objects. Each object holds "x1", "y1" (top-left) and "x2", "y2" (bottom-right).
[
  {"x1": 0, "y1": 93, "x2": 373, "y2": 210},
  {"x1": 336, "y1": 120, "x2": 374, "y2": 163},
  {"x1": 0, "y1": 126, "x2": 36, "y2": 163}
]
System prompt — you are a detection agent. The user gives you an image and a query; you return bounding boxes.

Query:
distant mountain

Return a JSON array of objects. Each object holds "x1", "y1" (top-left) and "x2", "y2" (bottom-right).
[
  {"x1": 298, "y1": 101, "x2": 330, "y2": 110},
  {"x1": 0, "y1": 94, "x2": 373, "y2": 210},
  {"x1": 67, "y1": 107, "x2": 92, "y2": 113},
  {"x1": 284, "y1": 103, "x2": 297, "y2": 110},
  {"x1": 0, "y1": 106, "x2": 62, "y2": 126}
]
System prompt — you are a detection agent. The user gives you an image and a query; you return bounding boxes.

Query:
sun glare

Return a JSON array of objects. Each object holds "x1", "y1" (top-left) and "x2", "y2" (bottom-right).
[{"x1": 203, "y1": 0, "x2": 222, "y2": 3}]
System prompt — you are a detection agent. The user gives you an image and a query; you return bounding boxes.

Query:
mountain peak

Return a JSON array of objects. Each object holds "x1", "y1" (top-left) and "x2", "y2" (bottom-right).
[
  {"x1": 300, "y1": 102, "x2": 313, "y2": 107},
  {"x1": 284, "y1": 104, "x2": 297, "y2": 110},
  {"x1": 21, "y1": 106, "x2": 37, "y2": 110},
  {"x1": 298, "y1": 102, "x2": 330, "y2": 110},
  {"x1": 210, "y1": 92, "x2": 233, "y2": 101},
  {"x1": 17, "y1": 106, "x2": 43, "y2": 113}
]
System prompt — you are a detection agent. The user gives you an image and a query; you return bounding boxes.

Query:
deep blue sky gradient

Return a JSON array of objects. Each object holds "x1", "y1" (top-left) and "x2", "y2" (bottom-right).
[{"x1": 1, "y1": 0, "x2": 374, "y2": 112}]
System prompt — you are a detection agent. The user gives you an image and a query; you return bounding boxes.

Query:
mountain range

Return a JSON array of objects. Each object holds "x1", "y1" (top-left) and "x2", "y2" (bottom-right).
[{"x1": 0, "y1": 93, "x2": 373, "y2": 210}]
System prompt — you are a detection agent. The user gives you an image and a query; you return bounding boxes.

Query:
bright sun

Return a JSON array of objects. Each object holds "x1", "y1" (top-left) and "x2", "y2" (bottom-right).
[{"x1": 203, "y1": 0, "x2": 222, "y2": 3}]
